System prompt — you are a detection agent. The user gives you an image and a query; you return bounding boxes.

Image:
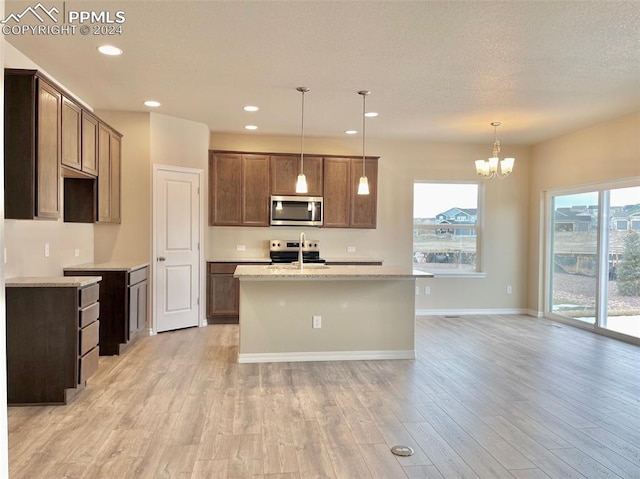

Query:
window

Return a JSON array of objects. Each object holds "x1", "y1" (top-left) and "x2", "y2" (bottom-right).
[{"x1": 413, "y1": 182, "x2": 482, "y2": 274}]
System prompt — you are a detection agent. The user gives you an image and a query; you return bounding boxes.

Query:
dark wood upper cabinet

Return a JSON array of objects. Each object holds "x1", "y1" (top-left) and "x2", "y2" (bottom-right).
[
  {"x1": 61, "y1": 96, "x2": 82, "y2": 172},
  {"x1": 80, "y1": 111, "x2": 99, "y2": 176},
  {"x1": 270, "y1": 155, "x2": 323, "y2": 196},
  {"x1": 243, "y1": 154, "x2": 270, "y2": 226},
  {"x1": 210, "y1": 152, "x2": 243, "y2": 225},
  {"x1": 209, "y1": 150, "x2": 377, "y2": 229},
  {"x1": 209, "y1": 152, "x2": 269, "y2": 226},
  {"x1": 97, "y1": 123, "x2": 122, "y2": 224},
  {"x1": 323, "y1": 157, "x2": 351, "y2": 228},
  {"x1": 4, "y1": 70, "x2": 61, "y2": 220},
  {"x1": 323, "y1": 156, "x2": 378, "y2": 229},
  {"x1": 5, "y1": 68, "x2": 121, "y2": 223},
  {"x1": 350, "y1": 157, "x2": 378, "y2": 228}
]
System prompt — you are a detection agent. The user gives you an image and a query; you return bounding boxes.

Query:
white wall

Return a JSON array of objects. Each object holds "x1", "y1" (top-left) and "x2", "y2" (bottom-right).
[{"x1": 209, "y1": 132, "x2": 533, "y2": 313}]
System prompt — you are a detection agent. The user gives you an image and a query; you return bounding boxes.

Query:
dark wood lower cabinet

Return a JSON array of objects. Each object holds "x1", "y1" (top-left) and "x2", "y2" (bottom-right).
[
  {"x1": 64, "y1": 265, "x2": 149, "y2": 355},
  {"x1": 207, "y1": 262, "x2": 266, "y2": 324},
  {"x1": 6, "y1": 281, "x2": 101, "y2": 405}
]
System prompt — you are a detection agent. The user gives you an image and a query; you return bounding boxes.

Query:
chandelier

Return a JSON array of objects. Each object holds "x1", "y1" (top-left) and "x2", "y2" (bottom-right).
[{"x1": 475, "y1": 122, "x2": 515, "y2": 179}]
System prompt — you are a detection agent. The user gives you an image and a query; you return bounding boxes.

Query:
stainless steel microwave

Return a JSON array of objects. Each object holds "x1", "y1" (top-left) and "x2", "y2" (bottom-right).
[{"x1": 270, "y1": 196, "x2": 323, "y2": 226}]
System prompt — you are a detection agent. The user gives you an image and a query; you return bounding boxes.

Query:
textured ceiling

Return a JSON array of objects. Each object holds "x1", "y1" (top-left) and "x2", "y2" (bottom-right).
[{"x1": 4, "y1": 0, "x2": 640, "y2": 144}]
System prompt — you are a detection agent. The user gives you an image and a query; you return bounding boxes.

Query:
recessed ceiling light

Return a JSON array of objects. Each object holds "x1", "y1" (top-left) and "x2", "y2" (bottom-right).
[
  {"x1": 345, "y1": 130, "x2": 358, "y2": 135},
  {"x1": 144, "y1": 100, "x2": 161, "y2": 107},
  {"x1": 243, "y1": 106, "x2": 259, "y2": 112},
  {"x1": 245, "y1": 125, "x2": 258, "y2": 130},
  {"x1": 97, "y1": 45, "x2": 122, "y2": 56},
  {"x1": 364, "y1": 112, "x2": 379, "y2": 118}
]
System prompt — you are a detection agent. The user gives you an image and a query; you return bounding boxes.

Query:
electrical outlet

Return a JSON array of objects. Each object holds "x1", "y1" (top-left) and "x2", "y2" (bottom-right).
[
  {"x1": 347, "y1": 246, "x2": 356, "y2": 253},
  {"x1": 424, "y1": 286, "x2": 431, "y2": 295},
  {"x1": 44, "y1": 243, "x2": 50, "y2": 258},
  {"x1": 312, "y1": 315, "x2": 322, "y2": 328},
  {"x1": 415, "y1": 286, "x2": 420, "y2": 295},
  {"x1": 236, "y1": 244, "x2": 246, "y2": 251},
  {"x1": 74, "y1": 249, "x2": 80, "y2": 257},
  {"x1": 506, "y1": 285, "x2": 513, "y2": 294}
]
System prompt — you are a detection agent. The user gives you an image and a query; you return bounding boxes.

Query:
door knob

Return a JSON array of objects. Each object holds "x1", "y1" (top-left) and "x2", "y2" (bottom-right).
[{"x1": 157, "y1": 256, "x2": 166, "y2": 261}]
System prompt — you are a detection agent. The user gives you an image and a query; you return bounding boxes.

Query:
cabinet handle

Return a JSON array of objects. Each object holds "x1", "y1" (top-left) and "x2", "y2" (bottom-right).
[{"x1": 157, "y1": 256, "x2": 166, "y2": 262}]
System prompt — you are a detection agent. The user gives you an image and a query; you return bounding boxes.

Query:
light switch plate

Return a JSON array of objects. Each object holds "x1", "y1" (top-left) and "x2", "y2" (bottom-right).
[
  {"x1": 44, "y1": 243, "x2": 50, "y2": 257},
  {"x1": 74, "y1": 249, "x2": 80, "y2": 257}
]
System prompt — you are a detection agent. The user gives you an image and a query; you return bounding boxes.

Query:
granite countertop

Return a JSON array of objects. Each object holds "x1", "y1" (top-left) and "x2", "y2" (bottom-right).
[
  {"x1": 207, "y1": 258, "x2": 272, "y2": 263},
  {"x1": 6, "y1": 276, "x2": 102, "y2": 288},
  {"x1": 207, "y1": 257, "x2": 383, "y2": 264},
  {"x1": 234, "y1": 264, "x2": 432, "y2": 280},
  {"x1": 63, "y1": 261, "x2": 149, "y2": 272},
  {"x1": 323, "y1": 257, "x2": 384, "y2": 264}
]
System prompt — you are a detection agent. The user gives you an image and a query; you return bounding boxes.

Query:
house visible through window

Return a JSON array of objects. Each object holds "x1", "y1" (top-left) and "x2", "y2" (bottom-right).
[{"x1": 413, "y1": 182, "x2": 481, "y2": 274}]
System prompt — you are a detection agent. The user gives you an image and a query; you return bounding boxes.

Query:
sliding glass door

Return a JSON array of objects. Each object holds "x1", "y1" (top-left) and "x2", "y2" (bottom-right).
[
  {"x1": 549, "y1": 192, "x2": 598, "y2": 324},
  {"x1": 604, "y1": 186, "x2": 640, "y2": 338},
  {"x1": 547, "y1": 183, "x2": 640, "y2": 340}
]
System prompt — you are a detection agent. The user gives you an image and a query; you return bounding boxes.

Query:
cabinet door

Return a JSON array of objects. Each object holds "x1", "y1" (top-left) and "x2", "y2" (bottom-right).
[
  {"x1": 350, "y1": 158, "x2": 378, "y2": 228},
  {"x1": 210, "y1": 152, "x2": 242, "y2": 225},
  {"x1": 97, "y1": 123, "x2": 112, "y2": 222},
  {"x1": 137, "y1": 281, "x2": 148, "y2": 331},
  {"x1": 207, "y1": 273, "x2": 239, "y2": 317},
  {"x1": 128, "y1": 281, "x2": 147, "y2": 334},
  {"x1": 81, "y1": 111, "x2": 98, "y2": 176},
  {"x1": 97, "y1": 125, "x2": 121, "y2": 223},
  {"x1": 270, "y1": 155, "x2": 323, "y2": 196},
  {"x1": 36, "y1": 80, "x2": 61, "y2": 219},
  {"x1": 323, "y1": 157, "x2": 351, "y2": 228},
  {"x1": 61, "y1": 97, "x2": 81, "y2": 171},
  {"x1": 242, "y1": 154, "x2": 270, "y2": 226},
  {"x1": 110, "y1": 134, "x2": 121, "y2": 223}
]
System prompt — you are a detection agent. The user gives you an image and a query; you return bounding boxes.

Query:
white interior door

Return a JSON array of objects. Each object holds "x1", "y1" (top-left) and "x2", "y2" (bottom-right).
[{"x1": 154, "y1": 166, "x2": 202, "y2": 332}]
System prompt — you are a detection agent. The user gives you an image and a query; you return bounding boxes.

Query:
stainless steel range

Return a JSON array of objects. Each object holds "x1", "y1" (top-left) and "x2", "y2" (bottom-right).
[{"x1": 269, "y1": 239, "x2": 325, "y2": 264}]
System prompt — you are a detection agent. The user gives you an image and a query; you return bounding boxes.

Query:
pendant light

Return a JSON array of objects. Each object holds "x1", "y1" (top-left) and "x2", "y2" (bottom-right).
[
  {"x1": 474, "y1": 122, "x2": 515, "y2": 179},
  {"x1": 295, "y1": 87, "x2": 310, "y2": 193},
  {"x1": 357, "y1": 90, "x2": 370, "y2": 195}
]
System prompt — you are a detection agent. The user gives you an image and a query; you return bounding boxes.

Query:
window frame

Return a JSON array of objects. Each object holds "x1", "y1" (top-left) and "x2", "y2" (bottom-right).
[{"x1": 413, "y1": 180, "x2": 486, "y2": 278}]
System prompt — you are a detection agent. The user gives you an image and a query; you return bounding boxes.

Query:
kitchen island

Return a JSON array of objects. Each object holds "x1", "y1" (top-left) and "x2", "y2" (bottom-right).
[{"x1": 234, "y1": 264, "x2": 431, "y2": 363}]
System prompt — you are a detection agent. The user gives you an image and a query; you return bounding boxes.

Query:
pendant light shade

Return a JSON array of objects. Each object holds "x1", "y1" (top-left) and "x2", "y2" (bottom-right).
[
  {"x1": 295, "y1": 87, "x2": 310, "y2": 194},
  {"x1": 357, "y1": 90, "x2": 370, "y2": 195}
]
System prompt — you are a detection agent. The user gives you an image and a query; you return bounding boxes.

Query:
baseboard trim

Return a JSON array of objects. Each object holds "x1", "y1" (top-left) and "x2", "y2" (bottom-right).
[
  {"x1": 237, "y1": 349, "x2": 416, "y2": 364},
  {"x1": 416, "y1": 308, "x2": 529, "y2": 316}
]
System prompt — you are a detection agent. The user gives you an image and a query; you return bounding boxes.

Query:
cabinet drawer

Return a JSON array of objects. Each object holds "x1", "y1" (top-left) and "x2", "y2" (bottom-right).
[
  {"x1": 79, "y1": 301, "x2": 100, "y2": 328},
  {"x1": 209, "y1": 263, "x2": 238, "y2": 274},
  {"x1": 79, "y1": 346, "x2": 99, "y2": 384},
  {"x1": 79, "y1": 320, "x2": 100, "y2": 356},
  {"x1": 129, "y1": 267, "x2": 148, "y2": 286},
  {"x1": 79, "y1": 283, "x2": 99, "y2": 308}
]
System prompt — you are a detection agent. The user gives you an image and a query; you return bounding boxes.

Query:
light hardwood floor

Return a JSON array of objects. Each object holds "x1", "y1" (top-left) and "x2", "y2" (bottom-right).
[{"x1": 8, "y1": 315, "x2": 640, "y2": 478}]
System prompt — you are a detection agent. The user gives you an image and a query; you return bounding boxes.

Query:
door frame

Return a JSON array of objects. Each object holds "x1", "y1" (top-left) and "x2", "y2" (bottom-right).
[{"x1": 151, "y1": 164, "x2": 206, "y2": 335}]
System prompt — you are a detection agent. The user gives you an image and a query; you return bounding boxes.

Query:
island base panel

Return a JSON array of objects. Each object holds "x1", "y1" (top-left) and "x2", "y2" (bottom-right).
[{"x1": 238, "y1": 279, "x2": 415, "y2": 362}]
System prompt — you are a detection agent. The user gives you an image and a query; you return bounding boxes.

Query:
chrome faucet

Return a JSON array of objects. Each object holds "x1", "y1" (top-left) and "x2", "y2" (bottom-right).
[{"x1": 298, "y1": 231, "x2": 306, "y2": 271}]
